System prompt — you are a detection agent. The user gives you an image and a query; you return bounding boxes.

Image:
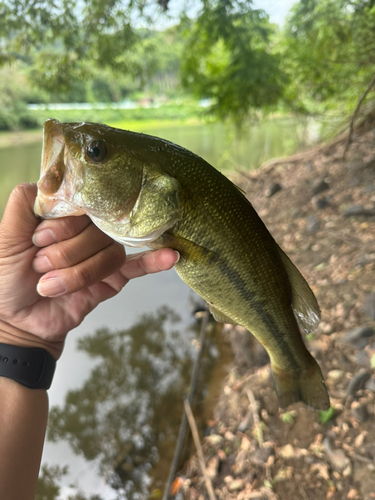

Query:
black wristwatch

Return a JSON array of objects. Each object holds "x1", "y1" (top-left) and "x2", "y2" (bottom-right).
[{"x1": 0, "y1": 343, "x2": 56, "y2": 389}]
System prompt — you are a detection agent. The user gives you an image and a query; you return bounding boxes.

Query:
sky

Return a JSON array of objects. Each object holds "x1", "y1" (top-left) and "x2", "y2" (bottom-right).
[
  {"x1": 252, "y1": 0, "x2": 297, "y2": 26},
  {"x1": 147, "y1": 0, "x2": 298, "y2": 30}
]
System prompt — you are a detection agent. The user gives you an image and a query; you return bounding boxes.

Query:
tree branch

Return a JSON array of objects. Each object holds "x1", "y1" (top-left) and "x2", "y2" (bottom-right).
[{"x1": 343, "y1": 72, "x2": 375, "y2": 158}]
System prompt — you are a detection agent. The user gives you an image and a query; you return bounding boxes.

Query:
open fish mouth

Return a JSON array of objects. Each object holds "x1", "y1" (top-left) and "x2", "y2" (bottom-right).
[{"x1": 34, "y1": 119, "x2": 85, "y2": 218}]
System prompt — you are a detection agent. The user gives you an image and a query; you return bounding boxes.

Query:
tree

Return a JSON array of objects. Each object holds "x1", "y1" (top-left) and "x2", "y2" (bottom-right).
[
  {"x1": 0, "y1": 0, "x2": 288, "y2": 127},
  {"x1": 281, "y1": 0, "x2": 375, "y2": 115},
  {"x1": 35, "y1": 464, "x2": 68, "y2": 500},
  {"x1": 180, "y1": 0, "x2": 287, "y2": 126},
  {"x1": 0, "y1": 0, "x2": 172, "y2": 92}
]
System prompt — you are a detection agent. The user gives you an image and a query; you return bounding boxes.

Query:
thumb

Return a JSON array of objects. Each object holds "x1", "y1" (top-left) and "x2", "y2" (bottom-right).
[{"x1": 0, "y1": 184, "x2": 39, "y2": 256}]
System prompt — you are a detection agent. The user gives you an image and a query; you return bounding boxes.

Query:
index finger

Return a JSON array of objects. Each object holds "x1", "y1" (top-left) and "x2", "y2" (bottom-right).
[{"x1": 32, "y1": 215, "x2": 92, "y2": 247}]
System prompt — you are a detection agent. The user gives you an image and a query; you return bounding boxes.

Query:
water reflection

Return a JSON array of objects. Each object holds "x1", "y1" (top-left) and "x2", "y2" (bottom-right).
[{"x1": 45, "y1": 306, "x2": 214, "y2": 498}]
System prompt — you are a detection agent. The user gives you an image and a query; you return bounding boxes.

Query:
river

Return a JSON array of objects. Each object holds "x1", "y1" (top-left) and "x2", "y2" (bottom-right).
[{"x1": 0, "y1": 117, "x2": 320, "y2": 499}]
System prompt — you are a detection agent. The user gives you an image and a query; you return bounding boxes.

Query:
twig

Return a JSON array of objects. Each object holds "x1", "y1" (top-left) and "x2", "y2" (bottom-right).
[
  {"x1": 299, "y1": 484, "x2": 310, "y2": 500},
  {"x1": 162, "y1": 310, "x2": 210, "y2": 500},
  {"x1": 247, "y1": 389, "x2": 263, "y2": 447},
  {"x1": 184, "y1": 399, "x2": 217, "y2": 500},
  {"x1": 343, "y1": 72, "x2": 375, "y2": 158},
  {"x1": 352, "y1": 452, "x2": 375, "y2": 464}
]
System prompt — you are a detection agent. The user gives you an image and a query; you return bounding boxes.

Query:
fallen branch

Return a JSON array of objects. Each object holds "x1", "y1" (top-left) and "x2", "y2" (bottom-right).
[
  {"x1": 343, "y1": 72, "x2": 375, "y2": 158},
  {"x1": 162, "y1": 310, "x2": 210, "y2": 500},
  {"x1": 247, "y1": 389, "x2": 263, "y2": 447},
  {"x1": 184, "y1": 399, "x2": 217, "y2": 500}
]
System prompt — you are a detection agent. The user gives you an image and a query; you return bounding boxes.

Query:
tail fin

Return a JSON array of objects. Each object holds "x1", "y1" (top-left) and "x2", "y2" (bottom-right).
[{"x1": 272, "y1": 360, "x2": 330, "y2": 410}]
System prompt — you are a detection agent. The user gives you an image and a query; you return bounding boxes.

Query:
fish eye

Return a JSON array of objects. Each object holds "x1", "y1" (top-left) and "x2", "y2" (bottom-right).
[{"x1": 86, "y1": 140, "x2": 108, "y2": 163}]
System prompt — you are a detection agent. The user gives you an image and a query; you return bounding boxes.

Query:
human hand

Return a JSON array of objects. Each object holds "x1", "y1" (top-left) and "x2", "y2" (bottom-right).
[{"x1": 0, "y1": 184, "x2": 179, "y2": 359}]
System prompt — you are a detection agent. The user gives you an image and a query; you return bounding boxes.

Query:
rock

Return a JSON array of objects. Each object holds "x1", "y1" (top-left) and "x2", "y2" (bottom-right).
[
  {"x1": 364, "y1": 377, "x2": 375, "y2": 392},
  {"x1": 237, "y1": 410, "x2": 253, "y2": 432},
  {"x1": 265, "y1": 182, "x2": 282, "y2": 197},
  {"x1": 227, "y1": 479, "x2": 244, "y2": 492},
  {"x1": 312, "y1": 179, "x2": 330, "y2": 196},
  {"x1": 278, "y1": 444, "x2": 294, "y2": 458},
  {"x1": 355, "y1": 350, "x2": 370, "y2": 368},
  {"x1": 314, "y1": 197, "x2": 330, "y2": 210},
  {"x1": 323, "y1": 438, "x2": 350, "y2": 472},
  {"x1": 351, "y1": 403, "x2": 369, "y2": 422},
  {"x1": 224, "y1": 430, "x2": 236, "y2": 442},
  {"x1": 306, "y1": 215, "x2": 320, "y2": 232},
  {"x1": 341, "y1": 326, "x2": 375, "y2": 348},
  {"x1": 206, "y1": 456, "x2": 220, "y2": 479},
  {"x1": 355, "y1": 254, "x2": 375, "y2": 267},
  {"x1": 363, "y1": 293, "x2": 375, "y2": 320},
  {"x1": 278, "y1": 444, "x2": 308, "y2": 459},
  {"x1": 206, "y1": 434, "x2": 224, "y2": 446},
  {"x1": 305, "y1": 160, "x2": 314, "y2": 171},
  {"x1": 343, "y1": 205, "x2": 375, "y2": 217},
  {"x1": 327, "y1": 369, "x2": 344, "y2": 382},
  {"x1": 250, "y1": 446, "x2": 275, "y2": 466},
  {"x1": 346, "y1": 370, "x2": 372, "y2": 397}
]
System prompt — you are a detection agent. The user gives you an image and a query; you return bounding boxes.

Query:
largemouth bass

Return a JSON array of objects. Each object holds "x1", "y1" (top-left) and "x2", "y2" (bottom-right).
[{"x1": 34, "y1": 119, "x2": 330, "y2": 410}]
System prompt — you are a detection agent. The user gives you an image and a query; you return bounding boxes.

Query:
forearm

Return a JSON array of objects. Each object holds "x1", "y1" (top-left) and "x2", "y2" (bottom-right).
[{"x1": 0, "y1": 377, "x2": 48, "y2": 500}]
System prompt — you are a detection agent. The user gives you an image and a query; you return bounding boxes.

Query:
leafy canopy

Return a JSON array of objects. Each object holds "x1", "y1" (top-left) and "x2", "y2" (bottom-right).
[
  {"x1": 0, "y1": 0, "x2": 171, "y2": 91},
  {"x1": 282, "y1": 0, "x2": 375, "y2": 113},
  {"x1": 181, "y1": 0, "x2": 287, "y2": 125}
]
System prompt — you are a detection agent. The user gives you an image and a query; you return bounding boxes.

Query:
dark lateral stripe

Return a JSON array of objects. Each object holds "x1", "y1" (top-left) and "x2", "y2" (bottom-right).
[{"x1": 215, "y1": 256, "x2": 301, "y2": 372}]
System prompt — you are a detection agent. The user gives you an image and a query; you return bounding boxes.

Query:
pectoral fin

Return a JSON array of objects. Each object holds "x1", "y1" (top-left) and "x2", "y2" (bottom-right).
[
  {"x1": 129, "y1": 169, "x2": 181, "y2": 239},
  {"x1": 277, "y1": 247, "x2": 321, "y2": 332},
  {"x1": 207, "y1": 303, "x2": 237, "y2": 325}
]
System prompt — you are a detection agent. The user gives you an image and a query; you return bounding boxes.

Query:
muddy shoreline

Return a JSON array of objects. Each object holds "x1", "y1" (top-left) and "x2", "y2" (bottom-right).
[{"x1": 178, "y1": 126, "x2": 375, "y2": 500}]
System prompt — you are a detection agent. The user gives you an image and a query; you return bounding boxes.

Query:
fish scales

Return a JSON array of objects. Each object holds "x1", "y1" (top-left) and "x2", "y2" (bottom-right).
[{"x1": 34, "y1": 119, "x2": 330, "y2": 410}]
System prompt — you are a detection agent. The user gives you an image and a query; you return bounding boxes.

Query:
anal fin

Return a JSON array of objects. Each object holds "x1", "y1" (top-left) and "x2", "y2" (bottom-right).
[{"x1": 277, "y1": 247, "x2": 321, "y2": 333}]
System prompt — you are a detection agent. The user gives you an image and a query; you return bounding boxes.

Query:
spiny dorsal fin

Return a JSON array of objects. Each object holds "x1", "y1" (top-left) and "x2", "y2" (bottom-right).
[
  {"x1": 231, "y1": 180, "x2": 247, "y2": 196},
  {"x1": 277, "y1": 247, "x2": 321, "y2": 333},
  {"x1": 208, "y1": 303, "x2": 237, "y2": 325}
]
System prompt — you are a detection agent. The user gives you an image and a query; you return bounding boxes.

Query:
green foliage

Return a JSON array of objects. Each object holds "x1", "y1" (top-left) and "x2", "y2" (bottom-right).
[
  {"x1": 281, "y1": 0, "x2": 375, "y2": 115},
  {"x1": 181, "y1": 0, "x2": 287, "y2": 126},
  {"x1": 0, "y1": 64, "x2": 41, "y2": 130},
  {"x1": 280, "y1": 411, "x2": 294, "y2": 424},
  {"x1": 26, "y1": 100, "x2": 202, "y2": 130},
  {"x1": 318, "y1": 405, "x2": 336, "y2": 424},
  {"x1": 0, "y1": 0, "x2": 174, "y2": 94},
  {"x1": 35, "y1": 464, "x2": 68, "y2": 500}
]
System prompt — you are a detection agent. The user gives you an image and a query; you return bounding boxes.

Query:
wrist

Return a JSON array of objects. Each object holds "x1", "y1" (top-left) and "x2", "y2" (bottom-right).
[{"x1": 0, "y1": 320, "x2": 63, "y2": 360}]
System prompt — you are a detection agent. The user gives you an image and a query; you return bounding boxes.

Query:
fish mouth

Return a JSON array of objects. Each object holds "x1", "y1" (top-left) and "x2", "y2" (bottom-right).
[{"x1": 34, "y1": 119, "x2": 84, "y2": 218}]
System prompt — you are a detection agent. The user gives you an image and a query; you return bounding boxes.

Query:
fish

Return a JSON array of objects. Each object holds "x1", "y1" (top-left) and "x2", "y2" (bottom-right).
[{"x1": 34, "y1": 118, "x2": 330, "y2": 410}]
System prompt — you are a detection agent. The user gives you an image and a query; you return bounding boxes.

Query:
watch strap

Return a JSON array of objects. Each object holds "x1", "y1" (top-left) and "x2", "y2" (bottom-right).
[{"x1": 0, "y1": 343, "x2": 56, "y2": 389}]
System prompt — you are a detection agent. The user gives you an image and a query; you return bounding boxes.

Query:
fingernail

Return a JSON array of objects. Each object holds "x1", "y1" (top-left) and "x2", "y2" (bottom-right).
[
  {"x1": 174, "y1": 251, "x2": 180, "y2": 263},
  {"x1": 32, "y1": 229, "x2": 57, "y2": 247},
  {"x1": 37, "y1": 277, "x2": 67, "y2": 297},
  {"x1": 32, "y1": 255, "x2": 53, "y2": 273}
]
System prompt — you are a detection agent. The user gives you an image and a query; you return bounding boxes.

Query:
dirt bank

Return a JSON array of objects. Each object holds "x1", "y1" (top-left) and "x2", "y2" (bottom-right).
[{"x1": 177, "y1": 126, "x2": 375, "y2": 500}]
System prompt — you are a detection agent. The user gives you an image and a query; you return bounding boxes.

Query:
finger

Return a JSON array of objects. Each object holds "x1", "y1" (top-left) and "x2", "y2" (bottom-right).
[
  {"x1": 32, "y1": 223, "x2": 117, "y2": 273},
  {"x1": 120, "y1": 248, "x2": 179, "y2": 280},
  {"x1": 36, "y1": 241, "x2": 126, "y2": 297},
  {"x1": 32, "y1": 215, "x2": 91, "y2": 247},
  {"x1": 0, "y1": 184, "x2": 39, "y2": 256}
]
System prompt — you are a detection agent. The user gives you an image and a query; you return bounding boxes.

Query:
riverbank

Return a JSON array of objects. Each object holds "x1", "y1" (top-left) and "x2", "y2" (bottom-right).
[{"x1": 178, "y1": 125, "x2": 375, "y2": 499}]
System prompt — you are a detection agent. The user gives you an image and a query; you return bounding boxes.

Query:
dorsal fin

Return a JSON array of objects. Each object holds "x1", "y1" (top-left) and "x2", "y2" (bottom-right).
[{"x1": 277, "y1": 248, "x2": 321, "y2": 332}]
